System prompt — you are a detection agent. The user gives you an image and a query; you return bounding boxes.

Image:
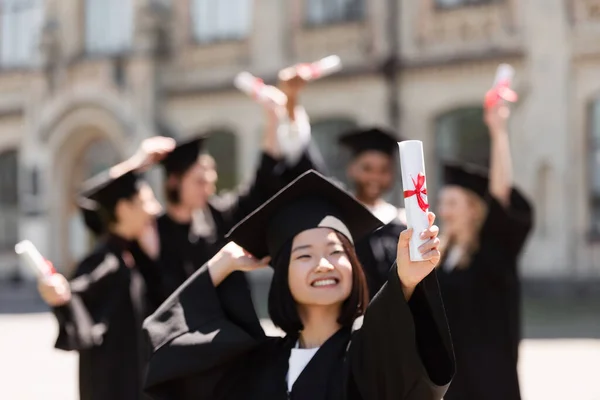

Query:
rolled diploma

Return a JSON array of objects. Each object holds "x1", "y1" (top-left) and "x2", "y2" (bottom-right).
[
  {"x1": 15, "y1": 240, "x2": 55, "y2": 278},
  {"x1": 234, "y1": 72, "x2": 287, "y2": 106},
  {"x1": 278, "y1": 55, "x2": 342, "y2": 82},
  {"x1": 493, "y1": 63, "x2": 514, "y2": 86},
  {"x1": 398, "y1": 141, "x2": 429, "y2": 262}
]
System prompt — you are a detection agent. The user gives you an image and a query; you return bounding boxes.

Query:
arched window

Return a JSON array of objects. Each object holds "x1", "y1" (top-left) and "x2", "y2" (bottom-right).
[
  {"x1": 434, "y1": 106, "x2": 490, "y2": 190},
  {"x1": 205, "y1": 130, "x2": 238, "y2": 192},
  {"x1": 310, "y1": 118, "x2": 357, "y2": 186},
  {"x1": 0, "y1": 149, "x2": 19, "y2": 251}
]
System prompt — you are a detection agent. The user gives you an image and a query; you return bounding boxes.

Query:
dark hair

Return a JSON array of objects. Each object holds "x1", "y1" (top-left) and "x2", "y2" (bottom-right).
[
  {"x1": 268, "y1": 231, "x2": 369, "y2": 334},
  {"x1": 164, "y1": 154, "x2": 216, "y2": 205},
  {"x1": 97, "y1": 191, "x2": 139, "y2": 228},
  {"x1": 165, "y1": 172, "x2": 182, "y2": 204}
]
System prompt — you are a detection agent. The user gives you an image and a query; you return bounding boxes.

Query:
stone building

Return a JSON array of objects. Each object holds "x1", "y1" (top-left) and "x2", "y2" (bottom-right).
[{"x1": 0, "y1": 0, "x2": 598, "y2": 282}]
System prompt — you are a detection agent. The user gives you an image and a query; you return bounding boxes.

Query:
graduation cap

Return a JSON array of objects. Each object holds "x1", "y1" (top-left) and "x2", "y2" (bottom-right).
[
  {"x1": 79, "y1": 170, "x2": 142, "y2": 213},
  {"x1": 226, "y1": 170, "x2": 384, "y2": 260},
  {"x1": 160, "y1": 135, "x2": 208, "y2": 175},
  {"x1": 442, "y1": 161, "x2": 489, "y2": 198},
  {"x1": 338, "y1": 127, "x2": 401, "y2": 158}
]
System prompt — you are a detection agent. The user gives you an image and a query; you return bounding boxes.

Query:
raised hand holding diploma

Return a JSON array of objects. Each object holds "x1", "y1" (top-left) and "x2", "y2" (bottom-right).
[
  {"x1": 234, "y1": 72, "x2": 287, "y2": 107},
  {"x1": 396, "y1": 212, "x2": 440, "y2": 300},
  {"x1": 15, "y1": 240, "x2": 56, "y2": 278},
  {"x1": 398, "y1": 140, "x2": 430, "y2": 262},
  {"x1": 16, "y1": 240, "x2": 71, "y2": 306},
  {"x1": 484, "y1": 63, "x2": 518, "y2": 110},
  {"x1": 277, "y1": 55, "x2": 342, "y2": 82}
]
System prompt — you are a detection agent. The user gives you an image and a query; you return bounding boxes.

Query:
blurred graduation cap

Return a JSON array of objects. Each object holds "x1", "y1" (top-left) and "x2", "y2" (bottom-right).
[
  {"x1": 442, "y1": 161, "x2": 489, "y2": 198},
  {"x1": 160, "y1": 135, "x2": 209, "y2": 175},
  {"x1": 79, "y1": 170, "x2": 142, "y2": 213},
  {"x1": 226, "y1": 170, "x2": 383, "y2": 260},
  {"x1": 338, "y1": 127, "x2": 402, "y2": 158}
]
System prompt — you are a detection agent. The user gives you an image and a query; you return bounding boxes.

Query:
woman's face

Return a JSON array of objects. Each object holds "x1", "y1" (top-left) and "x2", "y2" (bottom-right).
[
  {"x1": 438, "y1": 185, "x2": 476, "y2": 237},
  {"x1": 288, "y1": 228, "x2": 353, "y2": 308},
  {"x1": 178, "y1": 157, "x2": 217, "y2": 209},
  {"x1": 117, "y1": 183, "x2": 162, "y2": 238}
]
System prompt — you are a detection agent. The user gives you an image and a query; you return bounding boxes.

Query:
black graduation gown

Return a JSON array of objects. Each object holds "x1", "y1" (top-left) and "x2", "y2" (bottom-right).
[
  {"x1": 53, "y1": 234, "x2": 163, "y2": 400},
  {"x1": 156, "y1": 152, "x2": 324, "y2": 296},
  {"x1": 355, "y1": 216, "x2": 406, "y2": 299},
  {"x1": 142, "y1": 262, "x2": 455, "y2": 400},
  {"x1": 437, "y1": 190, "x2": 533, "y2": 400}
]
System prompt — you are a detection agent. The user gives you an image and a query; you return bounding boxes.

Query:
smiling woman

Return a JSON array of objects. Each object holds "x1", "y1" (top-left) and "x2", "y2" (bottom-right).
[
  {"x1": 142, "y1": 170, "x2": 454, "y2": 400},
  {"x1": 269, "y1": 229, "x2": 368, "y2": 336}
]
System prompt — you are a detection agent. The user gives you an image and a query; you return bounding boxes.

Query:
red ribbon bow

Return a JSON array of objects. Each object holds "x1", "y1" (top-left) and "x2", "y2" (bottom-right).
[
  {"x1": 403, "y1": 172, "x2": 429, "y2": 212},
  {"x1": 484, "y1": 79, "x2": 518, "y2": 109},
  {"x1": 297, "y1": 63, "x2": 321, "y2": 80},
  {"x1": 252, "y1": 78, "x2": 265, "y2": 99}
]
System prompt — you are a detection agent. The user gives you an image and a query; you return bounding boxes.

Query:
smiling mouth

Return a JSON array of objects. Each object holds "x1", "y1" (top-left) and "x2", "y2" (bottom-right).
[{"x1": 311, "y1": 278, "x2": 339, "y2": 287}]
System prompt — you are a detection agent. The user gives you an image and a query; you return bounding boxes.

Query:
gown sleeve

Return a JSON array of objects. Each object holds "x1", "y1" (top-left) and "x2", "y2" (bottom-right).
[
  {"x1": 480, "y1": 188, "x2": 534, "y2": 256},
  {"x1": 53, "y1": 252, "x2": 128, "y2": 351},
  {"x1": 129, "y1": 241, "x2": 171, "y2": 310},
  {"x1": 142, "y1": 263, "x2": 265, "y2": 399},
  {"x1": 346, "y1": 264, "x2": 455, "y2": 400}
]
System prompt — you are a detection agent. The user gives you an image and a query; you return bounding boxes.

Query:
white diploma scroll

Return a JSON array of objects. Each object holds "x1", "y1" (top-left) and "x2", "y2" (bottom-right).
[
  {"x1": 15, "y1": 240, "x2": 55, "y2": 278},
  {"x1": 398, "y1": 141, "x2": 430, "y2": 262},
  {"x1": 278, "y1": 55, "x2": 342, "y2": 82},
  {"x1": 493, "y1": 63, "x2": 515, "y2": 86},
  {"x1": 234, "y1": 72, "x2": 287, "y2": 106}
]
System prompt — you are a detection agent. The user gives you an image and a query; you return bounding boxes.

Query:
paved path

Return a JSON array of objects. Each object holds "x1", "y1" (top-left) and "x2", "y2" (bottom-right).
[{"x1": 1, "y1": 312, "x2": 599, "y2": 400}]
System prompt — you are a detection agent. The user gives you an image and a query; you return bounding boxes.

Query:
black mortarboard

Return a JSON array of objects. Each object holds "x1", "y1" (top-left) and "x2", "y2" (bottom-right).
[
  {"x1": 76, "y1": 196, "x2": 106, "y2": 237},
  {"x1": 443, "y1": 161, "x2": 489, "y2": 198},
  {"x1": 226, "y1": 170, "x2": 384, "y2": 260},
  {"x1": 79, "y1": 170, "x2": 142, "y2": 213},
  {"x1": 160, "y1": 136, "x2": 207, "y2": 175},
  {"x1": 338, "y1": 127, "x2": 401, "y2": 158}
]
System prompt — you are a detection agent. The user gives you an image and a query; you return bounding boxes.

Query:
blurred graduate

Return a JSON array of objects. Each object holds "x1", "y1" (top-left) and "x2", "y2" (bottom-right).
[
  {"x1": 436, "y1": 104, "x2": 534, "y2": 400},
  {"x1": 37, "y1": 137, "x2": 175, "y2": 400},
  {"x1": 152, "y1": 66, "x2": 327, "y2": 296},
  {"x1": 337, "y1": 128, "x2": 407, "y2": 298}
]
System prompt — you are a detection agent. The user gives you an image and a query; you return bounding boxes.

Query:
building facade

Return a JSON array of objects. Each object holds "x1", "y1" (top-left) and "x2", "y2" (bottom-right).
[{"x1": 0, "y1": 0, "x2": 598, "y2": 281}]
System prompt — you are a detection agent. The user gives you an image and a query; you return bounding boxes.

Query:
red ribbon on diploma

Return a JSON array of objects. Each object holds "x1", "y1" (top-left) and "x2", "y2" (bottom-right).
[
  {"x1": 297, "y1": 63, "x2": 322, "y2": 80},
  {"x1": 484, "y1": 79, "x2": 518, "y2": 109},
  {"x1": 44, "y1": 259, "x2": 57, "y2": 276},
  {"x1": 404, "y1": 172, "x2": 429, "y2": 212},
  {"x1": 252, "y1": 78, "x2": 265, "y2": 100}
]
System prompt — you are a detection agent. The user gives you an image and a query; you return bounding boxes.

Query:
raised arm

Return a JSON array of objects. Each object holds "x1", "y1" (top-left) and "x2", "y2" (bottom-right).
[
  {"x1": 479, "y1": 105, "x2": 534, "y2": 256},
  {"x1": 143, "y1": 243, "x2": 269, "y2": 399},
  {"x1": 486, "y1": 104, "x2": 512, "y2": 207},
  {"x1": 346, "y1": 214, "x2": 454, "y2": 400},
  {"x1": 211, "y1": 81, "x2": 327, "y2": 230}
]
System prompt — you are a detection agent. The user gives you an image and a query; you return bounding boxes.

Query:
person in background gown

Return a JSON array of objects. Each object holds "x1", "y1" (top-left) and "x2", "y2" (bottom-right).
[
  {"x1": 436, "y1": 104, "x2": 534, "y2": 400},
  {"x1": 142, "y1": 170, "x2": 455, "y2": 400},
  {"x1": 337, "y1": 128, "x2": 407, "y2": 298},
  {"x1": 151, "y1": 70, "x2": 327, "y2": 296},
  {"x1": 37, "y1": 138, "x2": 175, "y2": 400}
]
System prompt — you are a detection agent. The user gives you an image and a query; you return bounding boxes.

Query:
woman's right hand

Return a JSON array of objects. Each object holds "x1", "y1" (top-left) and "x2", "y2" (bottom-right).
[
  {"x1": 37, "y1": 274, "x2": 71, "y2": 307},
  {"x1": 208, "y1": 242, "x2": 271, "y2": 286}
]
